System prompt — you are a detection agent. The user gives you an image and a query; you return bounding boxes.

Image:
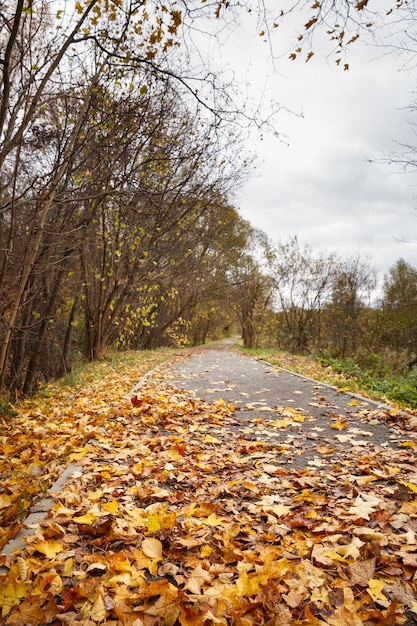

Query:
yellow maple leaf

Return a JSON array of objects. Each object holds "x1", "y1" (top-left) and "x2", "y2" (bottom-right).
[
  {"x1": 347, "y1": 399, "x2": 358, "y2": 406},
  {"x1": 69, "y1": 447, "x2": 89, "y2": 462},
  {"x1": 323, "y1": 550, "x2": 349, "y2": 563},
  {"x1": 331, "y1": 416, "x2": 348, "y2": 430},
  {"x1": 102, "y1": 500, "x2": 119, "y2": 514},
  {"x1": 333, "y1": 536, "x2": 364, "y2": 559},
  {"x1": 236, "y1": 569, "x2": 260, "y2": 597},
  {"x1": 204, "y1": 512, "x2": 227, "y2": 527},
  {"x1": 144, "y1": 580, "x2": 179, "y2": 621},
  {"x1": 0, "y1": 494, "x2": 14, "y2": 510},
  {"x1": 270, "y1": 418, "x2": 292, "y2": 428},
  {"x1": 62, "y1": 557, "x2": 74, "y2": 576},
  {"x1": 293, "y1": 414, "x2": 305, "y2": 423},
  {"x1": 145, "y1": 512, "x2": 162, "y2": 533},
  {"x1": 367, "y1": 578, "x2": 386, "y2": 602},
  {"x1": 73, "y1": 511, "x2": 99, "y2": 525},
  {"x1": 31, "y1": 539, "x2": 64, "y2": 559},
  {"x1": 0, "y1": 564, "x2": 28, "y2": 617},
  {"x1": 203, "y1": 435, "x2": 222, "y2": 444},
  {"x1": 200, "y1": 545, "x2": 212, "y2": 558}
]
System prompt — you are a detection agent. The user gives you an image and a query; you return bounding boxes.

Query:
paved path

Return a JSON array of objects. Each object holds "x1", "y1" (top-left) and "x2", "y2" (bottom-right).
[
  {"x1": 3, "y1": 342, "x2": 417, "y2": 625},
  {"x1": 160, "y1": 342, "x2": 415, "y2": 469}
]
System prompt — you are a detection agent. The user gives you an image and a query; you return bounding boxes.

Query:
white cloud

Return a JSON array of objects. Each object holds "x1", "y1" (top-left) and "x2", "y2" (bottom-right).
[{"x1": 224, "y1": 29, "x2": 417, "y2": 278}]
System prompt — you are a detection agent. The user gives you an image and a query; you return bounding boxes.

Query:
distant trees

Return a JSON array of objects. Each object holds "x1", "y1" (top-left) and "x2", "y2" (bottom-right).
[
  {"x1": 243, "y1": 236, "x2": 417, "y2": 367},
  {"x1": 269, "y1": 238, "x2": 338, "y2": 353},
  {"x1": 379, "y1": 259, "x2": 417, "y2": 360},
  {"x1": 245, "y1": 241, "x2": 417, "y2": 371},
  {"x1": 227, "y1": 229, "x2": 275, "y2": 349},
  {"x1": 326, "y1": 255, "x2": 377, "y2": 358},
  {"x1": 264, "y1": 237, "x2": 377, "y2": 358}
]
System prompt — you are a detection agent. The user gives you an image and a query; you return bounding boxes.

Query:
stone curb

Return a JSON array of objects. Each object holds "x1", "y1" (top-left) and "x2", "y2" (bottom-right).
[{"x1": 0, "y1": 463, "x2": 82, "y2": 573}]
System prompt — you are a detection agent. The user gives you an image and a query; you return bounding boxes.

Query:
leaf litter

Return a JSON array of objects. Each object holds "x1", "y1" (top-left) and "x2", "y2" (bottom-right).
[{"x1": 1, "y1": 360, "x2": 417, "y2": 624}]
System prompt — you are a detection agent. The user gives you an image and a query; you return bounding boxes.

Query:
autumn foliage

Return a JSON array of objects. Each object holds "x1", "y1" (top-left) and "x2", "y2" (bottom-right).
[{"x1": 1, "y1": 354, "x2": 417, "y2": 624}]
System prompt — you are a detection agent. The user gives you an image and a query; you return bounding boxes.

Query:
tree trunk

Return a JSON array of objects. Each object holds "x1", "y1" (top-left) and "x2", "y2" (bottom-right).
[
  {"x1": 23, "y1": 253, "x2": 72, "y2": 394},
  {"x1": 61, "y1": 295, "x2": 79, "y2": 375},
  {"x1": 0, "y1": 71, "x2": 100, "y2": 392}
]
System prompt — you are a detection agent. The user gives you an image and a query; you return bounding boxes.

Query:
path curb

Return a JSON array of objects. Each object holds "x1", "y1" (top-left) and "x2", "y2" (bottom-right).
[
  {"x1": 261, "y1": 360, "x2": 394, "y2": 410},
  {"x1": 0, "y1": 463, "x2": 82, "y2": 572}
]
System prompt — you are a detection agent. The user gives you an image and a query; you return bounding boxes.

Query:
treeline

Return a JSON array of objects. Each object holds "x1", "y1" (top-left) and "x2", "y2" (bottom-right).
[
  {"x1": 0, "y1": 0, "x2": 255, "y2": 395},
  {"x1": 1, "y1": 1, "x2": 416, "y2": 397},
  {"x1": 0, "y1": 59, "x2": 254, "y2": 394},
  {"x1": 238, "y1": 237, "x2": 417, "y2": 374}
]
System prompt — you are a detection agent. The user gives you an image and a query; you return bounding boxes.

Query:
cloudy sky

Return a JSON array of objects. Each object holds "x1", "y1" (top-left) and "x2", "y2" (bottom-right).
[{"x1": 209, "y1": 11, "x2": 417, "y2": 283}]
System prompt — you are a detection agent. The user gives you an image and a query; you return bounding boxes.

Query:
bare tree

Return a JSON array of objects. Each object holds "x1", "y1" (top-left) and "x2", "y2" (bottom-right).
[
  {"x1": 269, "y1": 237, "x2": 339, "y2": 353},
  {"x1": 327, "y1": 254, "x2": 377, "y2": 358}
]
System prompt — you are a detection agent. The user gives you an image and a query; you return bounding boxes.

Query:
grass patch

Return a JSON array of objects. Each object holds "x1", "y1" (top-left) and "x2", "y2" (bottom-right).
[
  {"x1": 316, "y1": 353, "x2": 417, "y2": 410},
  {"x1": 38, "y1": 347, "x2": 179, "y2": 397}
]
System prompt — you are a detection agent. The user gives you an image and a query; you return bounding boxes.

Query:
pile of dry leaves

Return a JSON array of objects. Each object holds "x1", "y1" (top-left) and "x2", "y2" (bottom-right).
[{"x1": 1, "y1": 371, "x2": 417, "y2": 624}]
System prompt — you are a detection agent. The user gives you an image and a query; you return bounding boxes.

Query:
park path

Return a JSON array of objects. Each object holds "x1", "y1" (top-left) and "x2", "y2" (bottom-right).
[
  {"x1": 158, "y1": 341, "x2": 416, "y2": 469},
  {"x1": 2, "y1": 341, "x2": 417, "y2": 624}
]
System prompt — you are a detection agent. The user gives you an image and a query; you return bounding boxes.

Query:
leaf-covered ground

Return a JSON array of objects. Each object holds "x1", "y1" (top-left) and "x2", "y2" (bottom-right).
[
  {"x1": 1, "y1": 353, "x2": 417, "y2": 625},
  {"x1": 0, "y1": 351, "x2": 177, "y2": 552}
]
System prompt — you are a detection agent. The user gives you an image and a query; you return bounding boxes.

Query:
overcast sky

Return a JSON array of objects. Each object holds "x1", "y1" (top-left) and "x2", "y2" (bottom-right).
[{"x1": 209, "y1": 13, "x2": 417, "y2": 283}]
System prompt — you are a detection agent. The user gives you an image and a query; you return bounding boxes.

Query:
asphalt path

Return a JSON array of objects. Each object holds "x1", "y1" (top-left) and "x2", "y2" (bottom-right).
[{"x1": 159, "y1": 340, "x2": 416, "y2": 470}]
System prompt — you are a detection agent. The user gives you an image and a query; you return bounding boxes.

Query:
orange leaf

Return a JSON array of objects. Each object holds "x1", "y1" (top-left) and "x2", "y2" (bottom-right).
[{"x1": 142, "y1": 537, "x2": 163, "y2": 559}]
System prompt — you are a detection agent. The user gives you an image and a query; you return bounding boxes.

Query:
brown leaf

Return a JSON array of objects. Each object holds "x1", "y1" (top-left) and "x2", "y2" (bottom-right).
[
  {"x1": 86, "y1": 562, "x2": 108, "y2": 576},
  {"x1": 76, "y1": 515, "x2": 113, "y2": 538},
  {"x1": 348, "y1": 557, "x2": 376, "y2": 586}
]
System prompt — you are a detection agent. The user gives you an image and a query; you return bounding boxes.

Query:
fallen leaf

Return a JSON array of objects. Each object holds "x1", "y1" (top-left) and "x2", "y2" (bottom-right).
[
  {"x1": 141, "y1": 537, "x2": 163, "y2": 559},
  {"x1": 348, "y1": 558, "x2": 376, "y2": 586},
  {"x1": 331, "y1": 416, "x2": 348, "y2": 430},
  {"x1": 367, "y1": 578, "x2": 386, "y2": 603},
  {"x1": 89, "y1": 588, "x2": 107, "y2": 622},
  {"x1": 183, "y1": 563, "x2": 212, "y2": 594},
  {"x1": 31, "y1": 539, "x2": 64, "y2": 559},
  {"x1": 348, "y1": 494, "x2": 380, "y2": 520}
]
